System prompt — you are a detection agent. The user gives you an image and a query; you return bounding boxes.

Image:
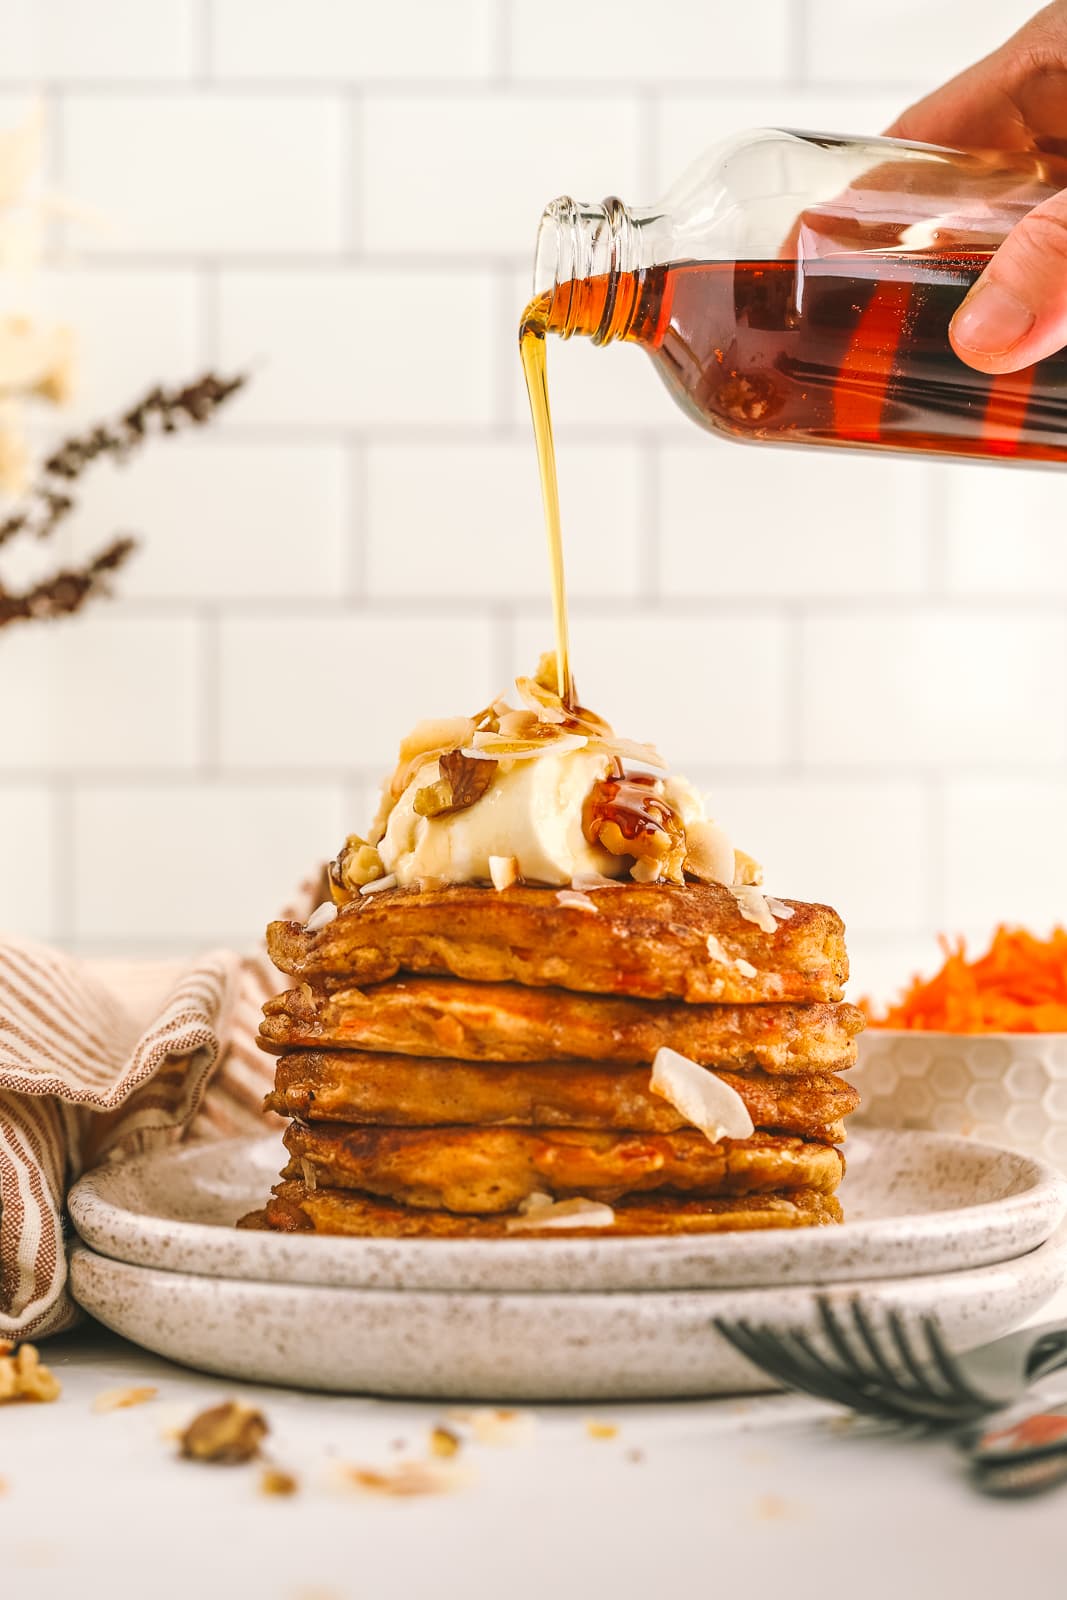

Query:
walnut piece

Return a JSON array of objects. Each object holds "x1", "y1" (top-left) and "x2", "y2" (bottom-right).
[
  {"x1": 413, "y1": 749, "x2": 496, "y2": 819},
  {"x1": 178, "y1": 1401, "x2": 268, "y2": 1464},
  {"x1": 0, "y1": 1343, "x2": 61, "y2": 1404},
  {"x1": 328, "y1": 834, "x2": 385, "y2": 901}
]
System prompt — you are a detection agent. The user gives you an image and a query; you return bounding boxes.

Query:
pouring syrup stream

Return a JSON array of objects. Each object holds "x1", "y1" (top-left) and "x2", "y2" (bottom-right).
[{"x1": 520, "y1": 297, "x2": 574, "y2": 707}]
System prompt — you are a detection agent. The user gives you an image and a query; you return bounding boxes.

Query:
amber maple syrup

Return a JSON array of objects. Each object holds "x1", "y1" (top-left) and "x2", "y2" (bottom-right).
[{"x1": 524, "y1": 253, "x2": 1067, "y2": 469}]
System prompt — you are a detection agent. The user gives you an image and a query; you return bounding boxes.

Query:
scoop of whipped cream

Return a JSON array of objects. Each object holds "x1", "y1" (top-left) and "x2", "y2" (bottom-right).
[{"x1": 330, "y1": 657, "x2": 761, "y2": 896}]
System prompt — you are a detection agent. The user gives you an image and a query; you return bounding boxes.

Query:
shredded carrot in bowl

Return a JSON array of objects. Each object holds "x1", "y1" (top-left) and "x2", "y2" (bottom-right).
[{"x1": 865, "y1": 925, "x2": 1067, "y2": 1033}]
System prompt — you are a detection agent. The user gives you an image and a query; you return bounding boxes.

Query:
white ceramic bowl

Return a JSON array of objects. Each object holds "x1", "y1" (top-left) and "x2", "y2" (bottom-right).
[{"x1": 854, "y1": 1029, "x2": 1067, "y2": 1169}]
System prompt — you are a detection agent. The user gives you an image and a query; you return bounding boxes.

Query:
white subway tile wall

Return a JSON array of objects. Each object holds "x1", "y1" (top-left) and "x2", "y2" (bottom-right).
[{"x1": 0, "y1": 0, "x2": 1059, "y2": 999}]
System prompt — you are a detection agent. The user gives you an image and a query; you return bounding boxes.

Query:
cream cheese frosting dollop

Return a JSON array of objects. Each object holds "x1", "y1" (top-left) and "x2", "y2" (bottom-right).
[
  {"x1": 379, "y1": 747, "x2": 709, "y2": 889},
  {"x1": 331, "y1": 657, "x2": 762, "y2": 896}
]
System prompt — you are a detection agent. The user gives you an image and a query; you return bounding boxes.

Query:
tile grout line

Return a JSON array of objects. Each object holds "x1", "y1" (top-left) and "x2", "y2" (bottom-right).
[
  {"x1": 194, "y1": 0, "x2": 214, "y2": 81},
  {"x1": 343, "y1": 89, "x2": 362, "y2": 255}
]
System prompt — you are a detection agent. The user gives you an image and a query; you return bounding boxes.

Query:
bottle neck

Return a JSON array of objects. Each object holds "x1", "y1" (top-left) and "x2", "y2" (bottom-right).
[{"x1": 532, "y1": 196, "x2": 657, "y2": 345}]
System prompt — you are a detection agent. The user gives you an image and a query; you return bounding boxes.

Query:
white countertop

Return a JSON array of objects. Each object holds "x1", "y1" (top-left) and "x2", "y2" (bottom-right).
[{"x1": 5, "y1": 1295, "x2": 1067, "y2": 1600}]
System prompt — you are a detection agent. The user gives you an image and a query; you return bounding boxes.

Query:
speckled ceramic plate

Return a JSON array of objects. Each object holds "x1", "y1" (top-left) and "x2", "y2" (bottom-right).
[
  {"x1": 69, "y1": 1129, "x2": 1067, "y2": 1294},
  {"x1": 69, "y1": 1230, "x2": 1067, "y2": 1400}
]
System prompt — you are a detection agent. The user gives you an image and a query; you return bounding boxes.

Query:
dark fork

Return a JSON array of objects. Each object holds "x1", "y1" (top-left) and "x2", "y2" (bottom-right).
[{"x1": 715, "y1": 1298, "x2": 1067, "y2": 1428}]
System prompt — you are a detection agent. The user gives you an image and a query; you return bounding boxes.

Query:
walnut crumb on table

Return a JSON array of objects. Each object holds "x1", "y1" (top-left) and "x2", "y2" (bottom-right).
[
  {"x1": 178, "y1": 1402, "x2": 268, "y2": 1464},
  {"x1": 0, "y1": 1342, "x2": 61, "y2": 1404},
  {"x1": 259, "y1": 1467, "x2": 299, "y2": 1497}
]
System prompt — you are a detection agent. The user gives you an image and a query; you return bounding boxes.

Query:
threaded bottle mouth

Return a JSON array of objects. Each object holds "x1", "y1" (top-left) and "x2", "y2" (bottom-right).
[{"x1": 532, "y1": 195, "x2": 644, "y2": 344}]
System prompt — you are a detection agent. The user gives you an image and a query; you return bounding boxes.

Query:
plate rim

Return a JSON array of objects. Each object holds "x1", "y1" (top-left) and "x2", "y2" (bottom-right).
[{"x1": 68, "y1": 1127, "x2": 1067, "y2": 1292}]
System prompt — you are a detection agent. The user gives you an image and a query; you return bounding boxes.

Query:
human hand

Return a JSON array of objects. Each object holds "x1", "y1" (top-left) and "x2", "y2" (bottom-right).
[{"x1": 888, "y1": 2, "x2": 1067, "y2": 373}]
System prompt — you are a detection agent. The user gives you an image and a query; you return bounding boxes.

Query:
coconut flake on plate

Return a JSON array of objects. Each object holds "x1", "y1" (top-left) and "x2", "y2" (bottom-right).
[
  {"x1": 650, "y1": 1047, "x2": 755, "y2": 1144},
  {"x1": 505, "y1": 1198, "x2": 616, "y2": 1232}
]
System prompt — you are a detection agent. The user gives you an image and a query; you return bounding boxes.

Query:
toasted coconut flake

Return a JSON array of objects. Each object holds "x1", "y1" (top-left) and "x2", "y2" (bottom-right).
[
  {"x1": 585, "y1": 1420, "x2": 619, "y2": 1441},
  {"x1": 489, "y1": 855, "x2": 520, "y2": 892},
  {"x1": 92, "y1": 1386, "x2": 158, "y2": 1414},
  {"x1": 650, "y1": 1047, "x2": 755, "y2": 1144},
  {"x1": 447, "y1": 1408, "x2": 538, "y2": 1446},
  {"x1": 466, "y1": 729, "x2": 588, "y2": 760},
  {"x1": 300, "y1": 1159, "x2": 318, "y2": 1193},
  {"x1": 734, "y1": 849, "x2": 763, "y2": 886},
  {"x1": 571, "y1": 871, "x2": 625, "y2": 890},
  {"x1": 683, "y1": 819, "x2": 735, "y2": 886},
  {"x1": 339, "y1": 1459, "x2": 467, "y2": 1497},
  {"x1": 418, "y1": 875, "x2": 448, "y2": 892},
  {"x1": 359, "y1": 873, "x2": 398, "y2": 896},
  {"x1": 505, "y1": 1197, "x2": 615, "y2": 1232},
  {"x1": 514, "y1": 675, "x2": 567, "y2": 723},
  {"x1": 556, "y1": 889, "x2": 598, "y2": 913},
  {"x1": 735, "y1": 958, "x2": 758, "y2": 979},
  {"x1": 765, "y1": 896, "x2": 795, "y2": 920},
  {"x1": 705, "y1": 933, "x2": 730, "y2": 963},
  {"x1": 304, "y1": 900, "x2": 337, "y2": 933},
  {"x1": 730, "y1": 885, "x2": 778, "y2": 934},
  {"x1": 517, "y1": 1190, "x2": 554, "y2": 1215},
  {"x1": 588, "y1": 736, "x2": 667, "y2": 769}
]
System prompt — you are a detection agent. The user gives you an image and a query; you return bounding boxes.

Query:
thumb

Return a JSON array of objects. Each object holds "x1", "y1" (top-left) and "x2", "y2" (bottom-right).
[{"x1": 950, "y1": 189, "x2": 1067, "y2": 373}]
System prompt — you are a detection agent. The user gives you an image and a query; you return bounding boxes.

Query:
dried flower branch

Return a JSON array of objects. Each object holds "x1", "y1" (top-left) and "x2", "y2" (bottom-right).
[{"x1": 0, "y1": 370, "x2": 246, "y2": 631}]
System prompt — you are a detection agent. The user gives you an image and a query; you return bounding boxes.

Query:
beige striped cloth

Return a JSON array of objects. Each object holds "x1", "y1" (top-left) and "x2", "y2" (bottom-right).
[{"x1": 0, "y1": 880, "x2": 318, "y2": 1340}]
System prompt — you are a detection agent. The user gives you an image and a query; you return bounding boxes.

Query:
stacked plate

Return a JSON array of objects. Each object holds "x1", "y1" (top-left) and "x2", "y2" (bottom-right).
[{"x1": 69, "y1": 1128, "x2": 1067, "y2": 1401}]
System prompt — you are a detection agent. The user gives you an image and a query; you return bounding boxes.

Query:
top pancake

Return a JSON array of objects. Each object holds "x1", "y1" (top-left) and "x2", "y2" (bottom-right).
[{"x1": 267, "y1": 883, "x2": 847, "y2": 1004}]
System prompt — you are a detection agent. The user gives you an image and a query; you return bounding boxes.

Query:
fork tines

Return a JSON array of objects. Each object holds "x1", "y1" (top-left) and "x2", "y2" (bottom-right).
[{"x1": 715, "y1": 1297, "x2": 994, "y2": 1427}]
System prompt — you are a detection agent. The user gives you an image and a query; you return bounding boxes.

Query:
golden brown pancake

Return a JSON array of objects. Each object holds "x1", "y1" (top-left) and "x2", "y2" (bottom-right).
[
  {"x1": 267, "y1": 882, "x2": 847, "y2": 1003},
  {"x1": 282, "y1": 1122, "x2": 845, "y2": 1213},
  {"x1": 267, "y1": 1050, "x2": 858, "y2": 1137},
  {"x1": 241, "y1": 1180, "x2": 844, "y2": 1236},
  {"x1": 261, "y1": 978, "x2": 864, "y2": 1072}
]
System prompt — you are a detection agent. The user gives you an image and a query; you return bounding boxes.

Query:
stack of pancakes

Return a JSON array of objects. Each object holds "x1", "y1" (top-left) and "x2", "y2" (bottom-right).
[{"x1": 245, "y1": 881, "x2": 862, "y2": 1236}]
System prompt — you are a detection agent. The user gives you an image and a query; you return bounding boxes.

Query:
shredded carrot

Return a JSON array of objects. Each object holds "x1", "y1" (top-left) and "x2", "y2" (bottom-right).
[{"x1": 864, "y1": 925, "x2": 1067, "y2": 1033}]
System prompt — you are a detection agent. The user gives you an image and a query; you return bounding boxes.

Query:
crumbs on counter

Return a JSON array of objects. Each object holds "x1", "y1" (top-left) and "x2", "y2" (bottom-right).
[
  {"x1": 92, "y1": 1386, "x2": 158, "y2": 1414},
  {"x1": 178, "y1": 1401, "x2": 268, "y2": 1464},
  {"x1": 259, "y1": 1466, "x2": 299, "y2": 1497},
  {"x1": 428, "y1": 1425, "x2": 462, "y2": 1459},
  {"x1": 0, "y1": 1342, "x2": 61, "y2": 1405},
  {"x1": 584, "y1": 1419, "x2": 619, "y2": 1441},
  {"x1": 336, "y1": 1459, "x2": 469, "y2": 1497}
]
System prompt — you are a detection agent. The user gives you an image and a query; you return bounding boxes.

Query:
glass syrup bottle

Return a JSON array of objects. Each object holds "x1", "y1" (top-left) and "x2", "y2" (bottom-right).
[{"x1": 523, "y1": 127, "x2": 1067, "y2": 465}]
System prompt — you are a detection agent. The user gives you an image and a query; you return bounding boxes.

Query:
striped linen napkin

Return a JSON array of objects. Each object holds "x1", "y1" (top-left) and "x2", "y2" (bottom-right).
[{"x1": 0, "y1": 881, "x2": 319, "y2": 1339}]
